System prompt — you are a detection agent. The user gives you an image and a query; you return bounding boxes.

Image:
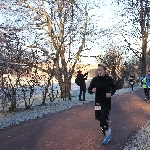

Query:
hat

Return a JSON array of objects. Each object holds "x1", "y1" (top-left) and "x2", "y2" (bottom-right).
[{"x1": 77, "y1": 70, "x2": 82, "y2": 74}]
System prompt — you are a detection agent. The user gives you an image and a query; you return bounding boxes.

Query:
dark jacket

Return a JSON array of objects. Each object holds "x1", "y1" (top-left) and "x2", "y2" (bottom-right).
[
  {"x1": 88, "y1": 75, "x2": 116, "y2": 108},
  {"x1": 77, "y1": 73, "x2": 88, "y2": 91}
]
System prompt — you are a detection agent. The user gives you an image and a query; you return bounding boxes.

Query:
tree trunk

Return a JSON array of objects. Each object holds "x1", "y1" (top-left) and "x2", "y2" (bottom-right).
[
  {"x1": 59, "y1": 78, "x2": 71, "y2": 100},
  {"x1": 141, "y1": 31, "x2": 148, "y2": 76},
  {"x1": 9, "y1": 88, "x2": 17, "y2": 112}
]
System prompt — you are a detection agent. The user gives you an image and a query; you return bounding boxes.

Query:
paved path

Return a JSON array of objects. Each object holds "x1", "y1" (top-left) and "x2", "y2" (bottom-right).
[{"x1": 0, "y1": 88, "x2": 150, "y2": 150}]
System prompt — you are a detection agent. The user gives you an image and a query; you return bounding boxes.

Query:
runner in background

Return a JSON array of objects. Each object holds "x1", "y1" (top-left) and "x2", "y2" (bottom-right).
[
  {"x1": 129, "y1": 75, "x2": 135, "y2": 93},
  {"x1": 141, "y1": 75, "x2": 147, "y2": 100},
  {"x1": 146, "y1": 70, "x2": 150, "y2": 102}
]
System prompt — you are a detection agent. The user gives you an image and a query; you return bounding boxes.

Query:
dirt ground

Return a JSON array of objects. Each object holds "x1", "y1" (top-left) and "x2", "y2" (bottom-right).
[{"x1": 0, "y1": 88, "x2": 150, "y2": 150}]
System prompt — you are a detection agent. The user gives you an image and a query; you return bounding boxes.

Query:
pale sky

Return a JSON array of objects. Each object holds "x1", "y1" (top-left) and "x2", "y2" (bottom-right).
[
  {"x1": 80, "y1": 0, "x2": 126, "y2": 63},
  {"x1": 0, "y1": 0, "x2": 144, "y2": 64}
]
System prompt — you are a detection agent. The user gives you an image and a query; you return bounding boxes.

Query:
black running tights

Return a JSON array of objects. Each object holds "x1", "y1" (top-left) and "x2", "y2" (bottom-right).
[{"x1": 100, "y1": 107, "x2": 110, "y2": 135}]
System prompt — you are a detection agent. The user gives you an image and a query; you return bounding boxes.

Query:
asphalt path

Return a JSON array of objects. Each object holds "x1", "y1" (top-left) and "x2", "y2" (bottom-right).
[{"x1": 0, "y1": 88, "x2": 150, "y2": 150}]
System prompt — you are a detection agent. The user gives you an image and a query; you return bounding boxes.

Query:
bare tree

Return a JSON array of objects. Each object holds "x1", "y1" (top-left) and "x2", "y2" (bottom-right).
[
  {"x1": 7, "y1": 0, "x2": 89, "y2": 100},
  {"x1": 96, "y1": 47, "x2": 124, "y2": 80},
  {"x1": 0, "y1": 27, "x2": 23, "y2": 112},
  {"x1": 115, "y1": 0, "x2": 150, "y2": 76}
]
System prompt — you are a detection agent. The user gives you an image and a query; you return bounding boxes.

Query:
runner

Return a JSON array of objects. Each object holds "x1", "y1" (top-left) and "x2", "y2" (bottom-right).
[
  {"x1": 88, "y1": 63, "x2": 116, "y2": 145},
  {"x1": 145, "y1": 70, "x2": 150, "y2": 102}
]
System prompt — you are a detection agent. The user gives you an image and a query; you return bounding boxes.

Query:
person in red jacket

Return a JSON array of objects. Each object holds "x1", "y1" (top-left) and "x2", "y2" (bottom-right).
[
  {"x1": 76, "y1": 70, "x2": 88, "y2": 101},
  {"x1": 88, "y1": 64, "x2": 116, "y2": 145}
]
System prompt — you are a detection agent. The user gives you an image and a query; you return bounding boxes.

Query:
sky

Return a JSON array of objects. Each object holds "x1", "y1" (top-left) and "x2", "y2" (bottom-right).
[
  {"x1": 79, "y1": 0, "x2": 125, "y2": 63},
  {"x1": 0, "y1": 0, "x2": 147, "y2": 64}
]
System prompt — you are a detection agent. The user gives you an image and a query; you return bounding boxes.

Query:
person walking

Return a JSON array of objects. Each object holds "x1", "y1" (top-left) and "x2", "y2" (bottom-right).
[
  {"x1": 75, "y1": 70, "x2": 88, "y2": 101},
  {"x1": 141, "y1": 75, "x2": 148, "y2": 100},
  {"x1": 88, "y1": 64, "x2": 116, "y2": 145}
]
